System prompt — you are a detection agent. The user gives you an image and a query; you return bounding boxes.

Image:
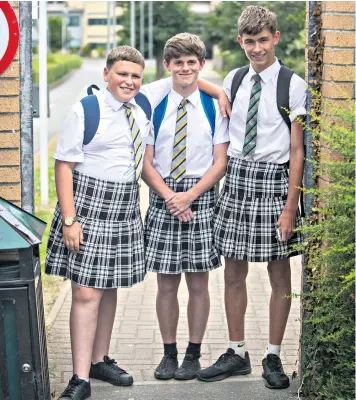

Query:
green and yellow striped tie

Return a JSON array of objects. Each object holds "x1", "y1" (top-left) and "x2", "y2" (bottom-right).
[
  {"x1": 243, "y1": 74, "x2": 262, "y2": 157},
  {"x1": 171, "y1": 98, "x2": 188, "y2": 182},
  {"x1": 123, "y1": 103, "x2": 144, "y2": 181}
]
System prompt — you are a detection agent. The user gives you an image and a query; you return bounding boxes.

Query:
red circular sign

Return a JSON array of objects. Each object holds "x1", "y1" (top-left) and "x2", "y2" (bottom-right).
[{"x1": 0, "y1": 2, "x2": 19, "y2": 75}]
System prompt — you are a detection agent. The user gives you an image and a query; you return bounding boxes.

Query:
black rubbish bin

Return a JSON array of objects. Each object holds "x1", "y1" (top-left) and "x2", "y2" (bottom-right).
[{"x1": 0, "y1": 196, "x2": 50, "y2": 400}]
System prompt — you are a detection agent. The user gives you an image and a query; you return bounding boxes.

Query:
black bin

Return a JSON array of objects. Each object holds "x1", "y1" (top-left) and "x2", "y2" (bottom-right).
[{"x1": 0, "y1": 196, "x2": 50, "y2": 400}]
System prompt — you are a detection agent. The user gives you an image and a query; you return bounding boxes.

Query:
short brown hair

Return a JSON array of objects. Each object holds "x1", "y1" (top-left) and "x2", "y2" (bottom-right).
[
  {"x1": 163, "y1": 33, "x2": 206, "y2": 63},
  {"x1": 238, "y1": 6, "x2": 277, "y2": 36},
  {"x1": 106, "y1": 45, "x2": 145, "y2": 69}
]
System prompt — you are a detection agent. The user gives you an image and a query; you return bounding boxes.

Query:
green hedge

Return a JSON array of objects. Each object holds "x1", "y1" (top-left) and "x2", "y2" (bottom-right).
[
  {"x1": 300, "y1": 96, "x2": 355, "y2": 399},
  {"x1": 33, "y1": 53, "x2": 82, "y2": 85}
]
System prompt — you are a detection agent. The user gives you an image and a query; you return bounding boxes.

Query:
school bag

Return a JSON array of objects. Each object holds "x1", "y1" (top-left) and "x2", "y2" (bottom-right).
[
  {"x1": 80, "y1": 84, "x2": 152, "y2": 145},
  {"x1": 230, "y1": 60, "x2": 293, "y2": 131},
  {"x1": 153, "y1": 90, "x2": 216, "y2": 141}
]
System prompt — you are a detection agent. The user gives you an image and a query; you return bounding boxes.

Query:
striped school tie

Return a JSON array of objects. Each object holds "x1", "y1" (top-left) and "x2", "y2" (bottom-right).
[
  {"x1": 170, "y1": 98, "x2": 188, "y2": 182},
  {"x1": 123, "y1": 103, "x2": 144, "y2": 182},
  {"x1": 243, "y1": 74, "x2": 262, "y2": 157}
]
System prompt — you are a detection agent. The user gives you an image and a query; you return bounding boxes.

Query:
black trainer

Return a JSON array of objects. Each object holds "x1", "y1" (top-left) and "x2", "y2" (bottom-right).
[
  {"x1": 262, "y1": 354, "x2": 290, "y2": 389},
  {"x1": 154, "y1": 353, "x2": 178, "y2": 380},
  {"x1": 174, "y1": 353, "x2": 201, "y2": 380},
  {"x1": 89, "y1": 355, "x2": 133, "y2": 386},
  {"x1": 197, "y1": 349, "x2": 251, "y2": 382},
  {"x1": 58, "y1": 375, "x2": 91, "y2": 400}
]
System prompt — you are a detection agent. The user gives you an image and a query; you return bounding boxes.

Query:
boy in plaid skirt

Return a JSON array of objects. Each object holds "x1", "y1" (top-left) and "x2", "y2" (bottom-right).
[
  {"x1": 46, "y1": 46, "x2": 172, "y2": 400},
  {"x1": 143, "y1": 33, "x2": 229, "y2": 381},
  {"x1": 197, "y1": 6, "x2": 306, "y2": 389}
]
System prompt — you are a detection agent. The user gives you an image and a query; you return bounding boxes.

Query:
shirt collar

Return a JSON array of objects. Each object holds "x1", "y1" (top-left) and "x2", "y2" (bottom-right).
[
  {"x1": 248, "y1": 57, "x2": 280, "y2": 84},
  {"x1": 103, "y1": 88, "x2": 137, "y2": 111},
  {"x1": 170, "y1": 88, "x2": 200, "y2": 108}
]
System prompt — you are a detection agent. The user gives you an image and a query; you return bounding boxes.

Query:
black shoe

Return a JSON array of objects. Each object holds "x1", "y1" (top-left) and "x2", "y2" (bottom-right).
[
  {"x1": 89, "y1": 355, "x2": 133, "y2": 386},
  {"x1": 154, "y1": 353, "x2": 178, "y2": 380},
  {"x1": 174, "y1": 353, "x2": 201, "y2": 380},
  {"x1": 58, "y1": 375, "x2": 91, "y2": 400},
  {"x1": 262, "y1": 354, "x2": 290, "y2": 389},
  {"x1": 197, "y1": 349, "x2": 251, "y2": 382}
]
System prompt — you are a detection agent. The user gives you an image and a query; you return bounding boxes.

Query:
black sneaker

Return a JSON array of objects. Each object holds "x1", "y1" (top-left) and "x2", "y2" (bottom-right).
[
  {"x1": 197, "y1": 349, "x2": 251, "y2": 382},
  {"x1": 154, "y1": 353, "x2": 178, "y2": 380},
  {"x1": 89, "y1": 355, "x2": 133, "y2": 386},
  {"x1": 58, "y1": 375, "x2": 91, "y2": 400},
  {"x1": 174, "y1": 353, "x2": 201, "y2": 380},
  {"x1": 262, "y1": 354, "x2": 290, "y2": 389}
]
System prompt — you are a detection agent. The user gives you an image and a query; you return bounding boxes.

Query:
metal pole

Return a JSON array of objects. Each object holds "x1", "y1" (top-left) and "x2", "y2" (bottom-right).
[
  {"x1": 140, "y1": 1, "x2": 144, "y2": 55},
  {"x1": 148, "y1": 1, "x2": 153, "y2": 82},
  {"x1": 112, "y1": 1, "x2": 116, "y2": 48},
  {"x1": 106, "y1": 1, "x2": 110, "y2": 52},
  {"x1": 130, "y1": 0, "x2": 135, "y2": 47},
  {"x1": 20, "y1": 2, "x2": 34, "y2": 214},
  {"x1": 39, "y1": 0, "x2": 48, "y2": 206}
]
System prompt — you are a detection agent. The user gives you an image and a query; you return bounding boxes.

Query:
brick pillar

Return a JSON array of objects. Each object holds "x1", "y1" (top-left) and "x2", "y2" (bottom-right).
[
  {"x1": 321, "y1": 1, "x2": 355, "y2": 101},
  {"x1": 0, "y1": 2, "x2": 21, "y2": 205}
]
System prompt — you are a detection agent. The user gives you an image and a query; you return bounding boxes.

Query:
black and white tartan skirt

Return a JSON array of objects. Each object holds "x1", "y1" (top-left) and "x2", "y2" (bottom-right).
[
  {"x1": 45, "y1": 171, "x2": 145, "y2": 288},
  {"x1": 144, "y1": 177, "x2": 221, "y2": 274},
  {"x1": 214, "y1": 158, "x2": 303, "y2": 262}
]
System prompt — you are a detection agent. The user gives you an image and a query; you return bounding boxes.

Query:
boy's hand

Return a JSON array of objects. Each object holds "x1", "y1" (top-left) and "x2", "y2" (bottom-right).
[
  {"x1": 63, "y1": 222, "x2": 84, "y2": 252},
  {"x1": 218, "y1": 91, "x2": 231, "y2": 118},
  {"x1": 177, "y1": 207, "x2": 194, "y2": 223},
  {"x1": 277, "y1": 209, "x2": 296, "y2": 242},
  {"x1": 166, "y1": 192, "x2": 194, "y2": 216}
]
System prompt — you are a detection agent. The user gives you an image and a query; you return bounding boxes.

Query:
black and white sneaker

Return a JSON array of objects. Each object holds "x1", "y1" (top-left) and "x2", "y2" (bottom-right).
[
  {"x1": 197, "y1": 349, "x2": 251, "y2": 382},
  {"x1": 154, "y1": 353, "x2": 178, "y2": 380},
  {"x1": 174, "y1": 353, "x2": 201, "y2": 380},
  {"x1": 262, "y1": 354, "x2": 290, "y2": 389},
  {"x1": 89, "y1": 355, "x2": 133, "y2": 386},
  {"x1": 58, "y1": 375, "x2": 91, "y2": 400}
]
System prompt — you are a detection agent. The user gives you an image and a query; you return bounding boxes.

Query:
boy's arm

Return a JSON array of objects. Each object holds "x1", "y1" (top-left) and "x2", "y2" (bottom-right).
[
  {"x1": 141, "y1": 77, "x2": 172, "y2": 108},
  {"x1": 142, "y1": 145, "x2": 194, "y2": 222},
  {"x1": 55, "y1": 160, "x2": 84, "y2": 251},
  {"x1": 198, "y1": 79, "x2": 231, "y2": 118},
  {"x1": 166, "y1": 142, "x2": 229, "y2": 216},
  {"x1": 277, "y1": 119, "x2": 304, "y2": 242}
]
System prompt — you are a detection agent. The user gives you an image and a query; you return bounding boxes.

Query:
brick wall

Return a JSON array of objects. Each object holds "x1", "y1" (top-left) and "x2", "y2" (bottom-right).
[
  {"x1": 0, "y1": 2, "x2": 21, "y2": 205},
  {"x1": 321, "y1": 1, "x2": 355, "y2": 101}
]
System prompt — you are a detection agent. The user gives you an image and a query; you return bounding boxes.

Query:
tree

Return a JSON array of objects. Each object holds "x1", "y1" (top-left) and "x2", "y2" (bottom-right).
[
  {"x1": 117, "y1": 2, "x2": 201, "y2": 79},
  {"x1": 48, "y1": 15, "x2": 71, "y2": 52}
]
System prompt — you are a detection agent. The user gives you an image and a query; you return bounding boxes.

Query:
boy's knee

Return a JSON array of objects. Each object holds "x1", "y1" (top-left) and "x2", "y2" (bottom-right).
[
  {"x1": 186, "y1": 273, "x2": 209, "y2": 296},
  {"x1": 72, "y1": 284, "x2": 103, "y2": 304},
  {"x1": 224, "y1": 261, "x2": 248, "y2": 288},
  {"x1": 157, "y1": 275, "x2": 180, "y2": 296}
]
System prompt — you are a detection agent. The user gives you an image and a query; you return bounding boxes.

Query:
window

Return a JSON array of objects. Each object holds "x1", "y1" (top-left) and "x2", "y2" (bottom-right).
[
  {"x1": 68, "y1": 15, "x2": 80, "y2": 27},
  {"x1": 88, "y1": 43, "x2": 106, "y2": 49},
  {"x1": 88, "y1": 18, "x2": 108, "y2": 26}
]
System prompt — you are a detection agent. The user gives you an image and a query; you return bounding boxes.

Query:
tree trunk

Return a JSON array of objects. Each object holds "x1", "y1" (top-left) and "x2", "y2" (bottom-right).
[{"x1": 155, "y1": 52, "x2": 165, "y2": 80}]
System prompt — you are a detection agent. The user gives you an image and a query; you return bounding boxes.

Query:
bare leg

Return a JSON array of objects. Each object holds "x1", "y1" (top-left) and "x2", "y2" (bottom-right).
[
  {"x1": 185, "y1": 272, "x2": 210, "y2": 343},
  {"x1": 224, "y1": 259, "x2": 249, "y2": 341},
  {"x1": 70, "y1": 283, "x2": 104, "y2": 377},
  {"x1": 156, "y1": 273, "x2": 181, "y2": 343},
  {"x1": 91, "y1": 288, "x2": 118, "y2": 362},
  {"x1": 267, "y1": 259, "x2": 292, "y2": 345}
]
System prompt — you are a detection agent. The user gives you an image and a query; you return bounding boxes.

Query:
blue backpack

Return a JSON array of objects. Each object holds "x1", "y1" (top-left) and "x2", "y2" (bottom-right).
[
  {"x1": 152, "y1": 90, "x2": 216, "y2": 141},
  {"x1": 80, "y1": 84, "x2": 152, "y2": 145}
]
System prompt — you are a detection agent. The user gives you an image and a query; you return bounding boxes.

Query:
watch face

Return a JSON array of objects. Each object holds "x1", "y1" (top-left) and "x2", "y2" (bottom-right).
[{"x1": 64, "y1": 217, "x2": 73, "y2": 226}]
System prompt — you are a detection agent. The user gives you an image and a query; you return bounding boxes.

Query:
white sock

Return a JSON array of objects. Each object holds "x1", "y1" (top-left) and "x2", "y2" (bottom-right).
[
  {"x1": 264, "y1": 343, "x2": 281, "y2": 358},
  {"x1": 91, "y1": 361, "x2": 101, "y2": 365},
  {"x1": 229, "y1": 340, "x2": 246, "y2": 358},
  {"x1": 77, "y1": 376, "x2": 90, "y2": 383}
]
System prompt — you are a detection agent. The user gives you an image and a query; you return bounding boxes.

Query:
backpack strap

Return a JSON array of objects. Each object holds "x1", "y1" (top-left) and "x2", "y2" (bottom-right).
[
  {"x1": 80, "y1": 94, "x2": 100, "y2": 146},
  {"x1": 87, "y1": 84, "x2": 100, "y2": 95},
  {"x1": 230, "y1": 65, "x2": 249, "y2": 106},
  {"x1": 277, "y1": 65, "x2": 293, "y2": 132},
  {"x1": 135, "y1": 92, "x2": 152, "y2": 121},
  {"x1": 153, "y1": 95, "x2": 169, "y2": 141},
  {"x1": 199, "y1": 90, "x2": 216, "y2": 137}
]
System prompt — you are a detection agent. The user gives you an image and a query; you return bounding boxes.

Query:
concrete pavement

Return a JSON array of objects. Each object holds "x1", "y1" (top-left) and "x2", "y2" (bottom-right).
[{"x1": 45, "y1": 61, "x2": 302, "y2": 399}]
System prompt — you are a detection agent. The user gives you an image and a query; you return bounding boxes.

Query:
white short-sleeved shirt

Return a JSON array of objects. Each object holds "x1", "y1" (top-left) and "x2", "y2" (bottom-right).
[
  {"x1": 54, "y1": 79, "x2": 173, "y2": 183},
  {"x1": 146, "y1": 88, "x2": 229, "y2": 179},
  {"x1": 224, "y1": 58, "x2": 306, "y2": 164}
]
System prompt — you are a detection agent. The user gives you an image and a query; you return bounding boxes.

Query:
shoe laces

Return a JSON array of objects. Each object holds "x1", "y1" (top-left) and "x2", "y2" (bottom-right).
[
  {"x1": 61, "y1": 375, "x2": 81, "y2": 396},
  {"x1": 266, "y1": 354, "x2": 282, "y2": 373},
  {"x1": 103, "y1": 355, "x2": 127, "y2": 374},
  {"x1": 180, "y1": 354, "x2": 200, "y2": 370},
  {"x1": 214, "y1": 349, "x2": 234, "y2": 367},
  {"x1": 158, "y1": 353, "x2": 177, "y2": 369}
]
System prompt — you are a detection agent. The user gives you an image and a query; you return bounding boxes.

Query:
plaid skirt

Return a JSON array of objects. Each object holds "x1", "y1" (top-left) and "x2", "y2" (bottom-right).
[
  {"x1": 144, "y1": 177, "x2": 221, "y2": 274},
  {"x1": 214, "y1": 158, "x2": 303, "y2": 262},
  {"x1": 45, "y1": 171, "x2": 145, "y2": 288}
]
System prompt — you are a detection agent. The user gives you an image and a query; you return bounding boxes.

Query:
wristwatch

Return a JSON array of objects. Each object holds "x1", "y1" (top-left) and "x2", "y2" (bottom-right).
[{"x1": 62, "y1": 216, "x2": 77, "y2": 227}]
